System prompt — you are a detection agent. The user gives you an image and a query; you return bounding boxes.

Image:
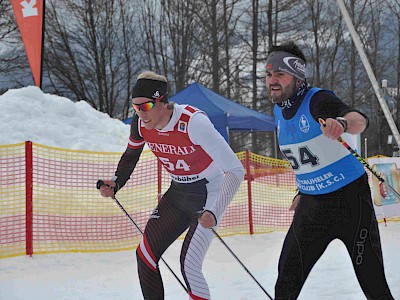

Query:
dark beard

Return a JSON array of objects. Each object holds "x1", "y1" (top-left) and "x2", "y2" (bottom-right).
[{"x1": 277, "y1": 81, "x2": 310, "y2": 109}]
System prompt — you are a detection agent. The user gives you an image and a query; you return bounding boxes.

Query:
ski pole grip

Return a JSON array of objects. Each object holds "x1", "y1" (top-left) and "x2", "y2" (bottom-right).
[
  {"x1": 194, "y1": 210, "x2": 204, "y2": 219},
  {"x1": 318, "y1": 118, "x2": 345, "y2": 142},
  {"x1": 96, "y1": 180, "x2": 107, "y2": 190}
]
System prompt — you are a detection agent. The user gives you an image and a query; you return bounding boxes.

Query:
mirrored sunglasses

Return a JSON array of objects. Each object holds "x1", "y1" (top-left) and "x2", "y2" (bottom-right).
[
  {"x1": 132, "y1": 100, "x2": 156, "y2": 112},
  {"x1": 132, "y1": 94, "x2": 166, "y2": 112}
]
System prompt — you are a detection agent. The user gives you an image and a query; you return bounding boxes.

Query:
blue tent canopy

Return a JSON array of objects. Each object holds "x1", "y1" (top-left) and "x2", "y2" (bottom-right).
[{"x1": 123, "y1": 82, "x2": 275, "y2": 141}]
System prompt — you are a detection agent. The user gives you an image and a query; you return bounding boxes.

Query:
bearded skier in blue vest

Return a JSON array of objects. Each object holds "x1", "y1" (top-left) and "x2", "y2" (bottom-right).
[{"x1": 266, "y1": 41, "x2": 394, "y2": 300}]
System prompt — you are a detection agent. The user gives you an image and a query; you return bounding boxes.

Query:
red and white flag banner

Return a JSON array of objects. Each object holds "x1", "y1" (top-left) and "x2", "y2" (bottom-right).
[{"x1": 11, "y1": 0, "x2": 44, "y2": 88}]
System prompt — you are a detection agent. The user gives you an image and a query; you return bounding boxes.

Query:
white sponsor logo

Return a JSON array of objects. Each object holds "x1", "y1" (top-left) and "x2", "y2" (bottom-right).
[
  {"x1": 283, "y1": 57, "x2": 305, "y2": 75},
  {"x1": 147, "y1": 142, "x2": 196, "y2": 155},
  {"x1": 157, "y1": 132, "x2": 169, "y2": 136},
  {"x1": 21, "y1": 0, "x2": 38, "y2": 17},
  {"x1": 149, "y1": 208, "x2": 160, "y2": 219},
  {"x1": 356, "y1": 228, "x2": 368, "y2": 265},
  {"x1": 152, "y1": 90, "x2": 160, "y2": 98}
]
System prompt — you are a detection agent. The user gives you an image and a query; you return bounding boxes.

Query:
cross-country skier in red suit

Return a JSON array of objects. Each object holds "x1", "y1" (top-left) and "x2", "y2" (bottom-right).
[{"x1": 99, "y1": 71, "x2": 244, "y2": 300}]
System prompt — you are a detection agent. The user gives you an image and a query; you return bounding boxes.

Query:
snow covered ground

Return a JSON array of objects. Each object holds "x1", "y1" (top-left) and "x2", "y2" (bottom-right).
[
  {"x1": 0, "y1": 87, "x2": 399, "y2": 299},
  {"x1": 1, "y1": 223, "x2": 399, "y2": 300}
]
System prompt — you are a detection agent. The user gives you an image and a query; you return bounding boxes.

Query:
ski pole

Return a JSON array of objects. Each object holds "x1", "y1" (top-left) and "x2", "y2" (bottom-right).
[
  {"x1": 96, "y1": 180, "x2": 188, "y2": 293},
  {"x1": 210, "y1": 228, "x2": 273, "y2": 299},
  {"x1": 318, "y1": 118, "x2": 400, "y2": 201}
]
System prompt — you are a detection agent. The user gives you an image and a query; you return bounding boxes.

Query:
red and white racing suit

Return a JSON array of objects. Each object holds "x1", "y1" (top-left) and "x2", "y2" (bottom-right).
[{"x1": 113, "y1": 104, "x2": 244, "y2": 300}]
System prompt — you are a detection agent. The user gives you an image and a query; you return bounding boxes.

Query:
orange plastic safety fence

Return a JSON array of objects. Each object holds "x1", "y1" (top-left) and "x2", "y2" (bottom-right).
[
  {"x1": 0, "y1": 142, "x2": 26, "y2": 258},
  {"x1": 1, "y1": 143, "x2": 297, "y2": 259},
  {"x1": 30, "y1": 143, "x2": 159, "y2": 256},
  {"x1": 157, "y1": 151, "x2": 296, "y2": 238},
  {"x1": 241, "y1": 151, "x2": 296, "y2": 234}
]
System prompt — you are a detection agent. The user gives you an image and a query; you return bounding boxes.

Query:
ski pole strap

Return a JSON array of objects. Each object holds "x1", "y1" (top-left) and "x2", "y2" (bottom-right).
[{"x1": 96, "y1": 180, "x2": 106, "y2": 189}]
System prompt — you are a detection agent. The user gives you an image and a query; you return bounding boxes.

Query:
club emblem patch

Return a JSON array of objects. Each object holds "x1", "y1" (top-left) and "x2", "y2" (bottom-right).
[
  {"x1": 178, "y1": 120, "x2": 187, "y2": 133},
  {"x1": 299, "y1": 114, "x2": 310, "y2": 133}
]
